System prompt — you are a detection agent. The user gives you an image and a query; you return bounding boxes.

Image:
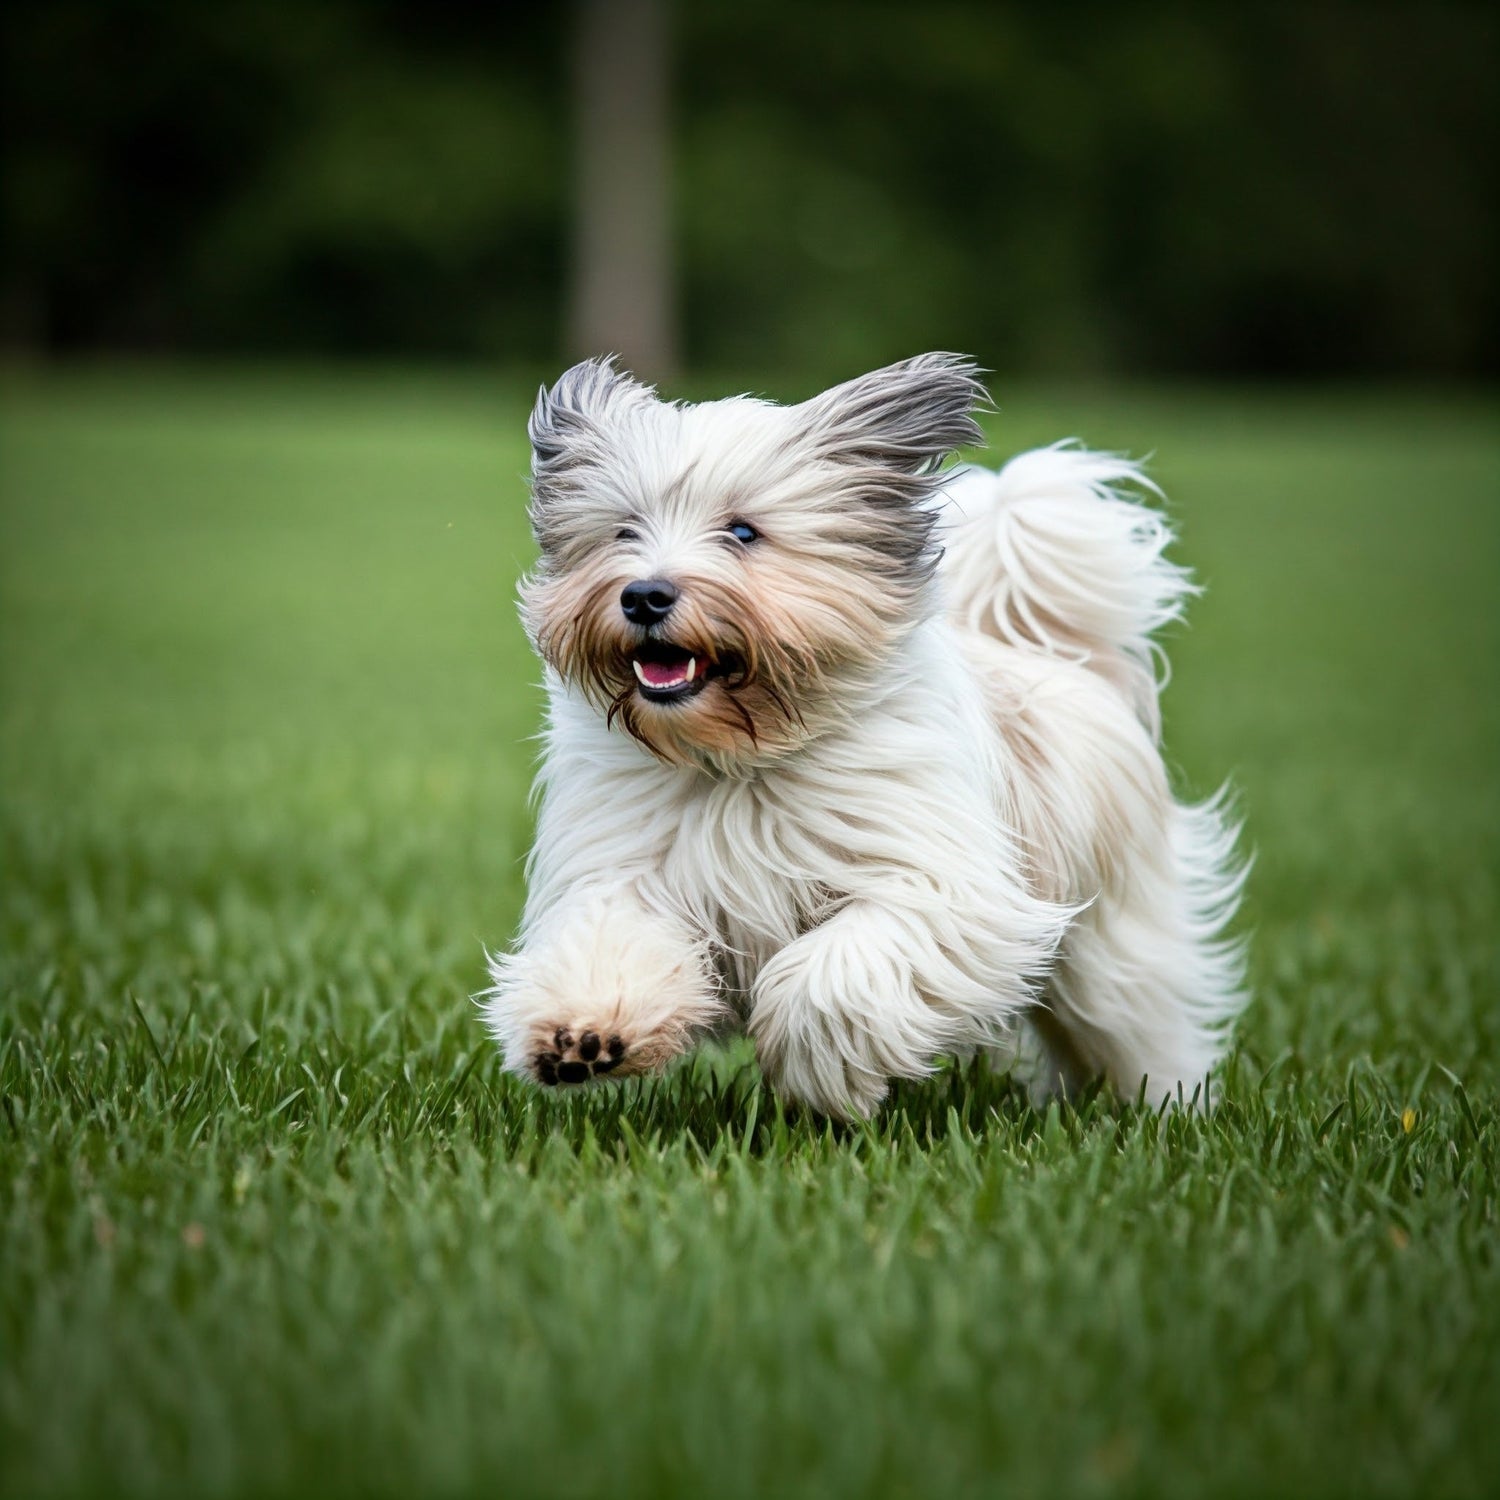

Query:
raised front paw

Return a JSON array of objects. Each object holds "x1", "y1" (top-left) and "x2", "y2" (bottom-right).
[
  {"x1": 484, "y1": 897, "x2": 727, "y2": 1090},
  {"x1": 532, "y1": 1024, "x2": 630, "y2": 1086}
]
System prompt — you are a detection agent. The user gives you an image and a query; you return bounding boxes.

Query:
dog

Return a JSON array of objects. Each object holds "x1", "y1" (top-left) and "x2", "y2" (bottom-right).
[{"x1": 482, "y1": 353, "x2": 1246, "y2": 1118}]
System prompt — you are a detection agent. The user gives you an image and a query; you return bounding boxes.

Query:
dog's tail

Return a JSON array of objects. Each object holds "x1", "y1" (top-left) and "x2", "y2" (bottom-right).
[{"x1": 937, "y1": 443, "x2": 1197, "y2": 740}]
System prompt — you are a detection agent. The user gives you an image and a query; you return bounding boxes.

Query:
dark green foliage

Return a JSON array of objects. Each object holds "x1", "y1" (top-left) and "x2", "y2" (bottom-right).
[
  {"x1": 1, "y1": 369, "x2": 1496, "y2": 1497},
  {"x1": 2, "y1": 3, "x2": 1495, "y2": 374}
]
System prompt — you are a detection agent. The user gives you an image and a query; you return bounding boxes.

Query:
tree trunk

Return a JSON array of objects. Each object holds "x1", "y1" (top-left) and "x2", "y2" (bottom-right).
[{"x1": 567, "y1": 0, "x2": 677, "y2": 381}]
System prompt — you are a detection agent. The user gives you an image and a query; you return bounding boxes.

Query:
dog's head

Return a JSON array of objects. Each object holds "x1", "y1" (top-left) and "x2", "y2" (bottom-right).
[{"x1": 519, "y1": 353, "x2": 986, "y2": 769}]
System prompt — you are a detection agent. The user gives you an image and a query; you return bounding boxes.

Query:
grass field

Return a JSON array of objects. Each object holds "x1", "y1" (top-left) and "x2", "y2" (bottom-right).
[{"x1": 1, "y1": 366, "x2": 1496, "y2": 1499}]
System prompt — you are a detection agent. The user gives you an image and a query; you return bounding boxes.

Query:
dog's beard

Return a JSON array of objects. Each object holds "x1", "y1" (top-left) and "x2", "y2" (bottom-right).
[{"x1": 523, "y1": 561, "x2": 825, "y2": 767}]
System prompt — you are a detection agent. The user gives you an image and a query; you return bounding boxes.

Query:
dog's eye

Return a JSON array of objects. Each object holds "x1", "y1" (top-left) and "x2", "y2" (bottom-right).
[
  {"x1": 725, "y1": 520, "x2": 759, "y2": 545},
  {"x1": 616, "y1": 526, "x2": 640, "y2": 542}
]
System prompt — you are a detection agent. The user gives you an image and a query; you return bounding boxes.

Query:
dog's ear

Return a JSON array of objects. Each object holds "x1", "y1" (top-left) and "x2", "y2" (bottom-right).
[
  {"x1": 791, "y1": 354, "x2": 986, "y2": 595},
  {"x1": 799, "y1": 353, "x2": 988, "y2": 474},
  {"x1": 527, "y1": 358, "x2": 650, "y2": 553},
  {"x1": 528, "y1": 356, "x2": 645, "y2": 474}
]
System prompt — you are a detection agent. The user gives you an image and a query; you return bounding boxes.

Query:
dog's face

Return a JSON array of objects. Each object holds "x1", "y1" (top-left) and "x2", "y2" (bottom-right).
[{"x1": 519, "y1": 353, "x2": 985, "y2": 769}]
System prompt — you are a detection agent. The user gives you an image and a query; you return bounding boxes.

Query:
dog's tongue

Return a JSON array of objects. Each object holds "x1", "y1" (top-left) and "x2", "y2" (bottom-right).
[{"x1": 640, "y1": 657, "x2": 691, "y2": 688}]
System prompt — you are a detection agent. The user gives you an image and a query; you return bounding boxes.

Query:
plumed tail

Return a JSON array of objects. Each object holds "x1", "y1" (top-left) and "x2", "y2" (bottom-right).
[{"x1": 938, "y1": 443, "x2": 1197, "y2": 739}]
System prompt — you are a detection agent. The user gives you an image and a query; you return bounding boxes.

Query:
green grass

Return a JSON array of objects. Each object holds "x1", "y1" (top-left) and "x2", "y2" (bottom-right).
[{"x1": 1, "y1": 366, "x2": 1497, "y2": 1500}]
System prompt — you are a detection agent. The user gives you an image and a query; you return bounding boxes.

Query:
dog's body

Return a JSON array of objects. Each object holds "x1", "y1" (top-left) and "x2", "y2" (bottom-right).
[{"x1": 483, "y1": 355, "x2": 1246, "y2": 1117}]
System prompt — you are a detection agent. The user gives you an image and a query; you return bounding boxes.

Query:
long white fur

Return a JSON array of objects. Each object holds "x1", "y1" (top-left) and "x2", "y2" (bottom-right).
[
  {"x1": 940, "y1": 447, "x2": 1197, "y2": 740},
  {"x1": 482, "y1": 358, "x2": 1247, "y2": 1117}
]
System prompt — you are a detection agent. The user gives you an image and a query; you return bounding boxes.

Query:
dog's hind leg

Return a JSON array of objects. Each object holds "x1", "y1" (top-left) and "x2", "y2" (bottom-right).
[
  {"x1": 1034, "y1": 792, "x2": 1248, "y2": 1109},
  {"x1": 985, "y1": 1009, "x2": 1093, "y2": 1108}
]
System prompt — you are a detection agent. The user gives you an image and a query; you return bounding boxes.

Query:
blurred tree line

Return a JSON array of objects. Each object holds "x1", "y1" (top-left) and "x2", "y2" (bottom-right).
[{"x1": 2, "y1": 0, "x2": 1493, "y2": 378}]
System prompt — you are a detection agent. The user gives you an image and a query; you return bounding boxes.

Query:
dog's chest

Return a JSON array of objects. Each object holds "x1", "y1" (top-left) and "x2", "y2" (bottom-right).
[{"x1": 662, "y1": 770, "x2": 845, "y2": 962}]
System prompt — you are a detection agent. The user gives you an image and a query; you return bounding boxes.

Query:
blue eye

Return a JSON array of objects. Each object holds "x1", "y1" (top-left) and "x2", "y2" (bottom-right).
[{"x1": 725, "y1": 520, "x2": 759, "y2": 545}]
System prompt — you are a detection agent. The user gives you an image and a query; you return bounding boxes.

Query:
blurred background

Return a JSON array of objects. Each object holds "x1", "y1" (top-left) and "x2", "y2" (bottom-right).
[
  {"x1": 2, "y1": 7, "x2": 1498, "y2": 1497},
  {"x1": 3, "y1": 0, "x2": 1495, "y2": 383}
]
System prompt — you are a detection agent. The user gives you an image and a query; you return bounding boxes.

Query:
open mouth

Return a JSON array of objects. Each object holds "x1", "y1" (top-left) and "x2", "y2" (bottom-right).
[{"x1": 630, "y1": 640, "x2": 716, "y2": 703}]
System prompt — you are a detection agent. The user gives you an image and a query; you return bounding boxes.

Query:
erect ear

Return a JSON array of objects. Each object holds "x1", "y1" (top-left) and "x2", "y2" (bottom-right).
[
  {"x1": 798, "y1": 352, "x2": 988, "y2": 473},
  {"x1": 528, "y1": 356, "x2": 646, "y2": 475}
]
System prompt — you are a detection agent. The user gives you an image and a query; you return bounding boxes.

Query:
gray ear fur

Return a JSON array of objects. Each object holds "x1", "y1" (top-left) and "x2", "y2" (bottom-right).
[
  {"x1": 800, "y1": 352, "x2": 988, "y2": 473},
  {"x1": 794, "y1": 353, "x2": 988, "y2": 593},
  {"x1": 528, "y1": 356, "x2": 644, "y2": 473}
]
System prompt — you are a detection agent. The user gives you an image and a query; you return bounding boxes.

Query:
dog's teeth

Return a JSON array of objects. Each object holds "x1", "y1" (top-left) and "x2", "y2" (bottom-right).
[
  {"x1": 632, "y1": 660, "x2": 648, "y2": 685},
  {"x1": 685, "y1": 657, "x2": 696, "y2": 683}
]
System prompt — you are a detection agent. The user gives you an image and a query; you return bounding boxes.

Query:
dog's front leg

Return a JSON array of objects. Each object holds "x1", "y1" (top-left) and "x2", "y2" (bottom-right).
[
  {"x1": 484, "y1": 888, "x2": 724, "y2": 1088},
  {"x1": 748, "y1": 900, "x2": 988, "y2": 1119}
]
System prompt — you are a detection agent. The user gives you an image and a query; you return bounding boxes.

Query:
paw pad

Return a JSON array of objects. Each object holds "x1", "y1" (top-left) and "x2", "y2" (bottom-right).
[{"x1": 535, "y1": 1028, "x2": 627, "y2": 1085}]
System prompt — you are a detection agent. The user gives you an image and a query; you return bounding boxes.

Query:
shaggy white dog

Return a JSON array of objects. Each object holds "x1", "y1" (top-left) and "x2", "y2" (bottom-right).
[{"x1": 482, "y1": 354, "x2": 1246, "y2": 1117}]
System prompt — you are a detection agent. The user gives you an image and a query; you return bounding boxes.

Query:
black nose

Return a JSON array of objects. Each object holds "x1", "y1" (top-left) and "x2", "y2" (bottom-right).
[{"x1": 620, "y1": 578, "x2": 678, "y2": 625}]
